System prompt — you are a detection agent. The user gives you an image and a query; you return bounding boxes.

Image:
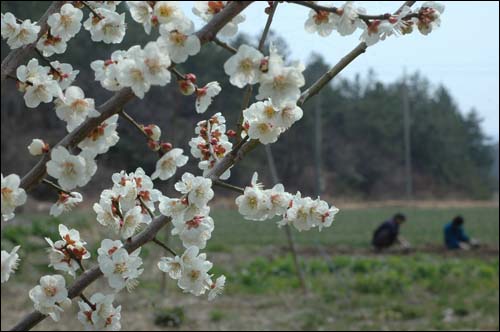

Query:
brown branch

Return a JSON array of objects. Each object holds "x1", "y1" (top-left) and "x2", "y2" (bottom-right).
[
  {"x1": 258, "y1": 1, "x2": 279, "y2": 51},
  {"x1": 1, "y1": 1, "x2": 66, "y2": 89},
  {"x1": 119, "y1": 110, "x2": 150, "y2": 140}
]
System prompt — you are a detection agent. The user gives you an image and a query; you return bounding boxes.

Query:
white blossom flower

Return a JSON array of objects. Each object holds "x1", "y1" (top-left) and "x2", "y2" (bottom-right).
[
  {"x1": 195, "y1": 81, "x2": 221, "y2": 114},
  {"x1": 208, "y1": 275, "x2": 226, "y2": 301},
  {"x1": 77, "y1": 293, "x2": 122, "y2": 331},
  {"x1": 192, "y1": 1, "x2": 245, "y2": 37},
  {"x1": 157, "y1": 18, "x2": 200, "y2": 64},
  {"x1": 416, "y1": 1, "x2": 445, "y2": 35},
  {"x1": 256, "y1": 46, "x2": 305, "y2": 105},
  {"x1": 243, "y1": 101, "x2": 281, "y2": 144},
  {"x1": 151, "y1": 148, "x2": 189, "y2": 181},
  {"x1": 172, "y1": 214, "x2": 214, "y2": 249},
  {"x1": 336, "y1": 1, "x2": 364, "y2": 36},
  {"x1": 28, "y1": 138, "x2": 49, "y2": 156},
  {"x1": 16, "y1": 58, "x2": 49, "y2": 83},
  {"x1": 224, "y1": 44, "x2": 264, "y2": 88},
  {"x1": 359, "y1": 20, "x2": 394, "y2": 46},
  {"x1": 175, "y1": 173, "x2": 214, "y2": 209},
  {"x1": 49, "y1": 192, "x2": 83, "y2": 217},
  {"x1": 116, "y1": 48, "x2": 150, "y2": 98},
  {"x1": 98, "y1": 246, "x2": 143, "y2": 291},
  {"x1": 158, "y1": 255, "x2": 183, "y2": 279},
  {"x1": 4, "y1": 16, "x2": 40, "y2": 49},
  {"x1": 154, "y1": 1, "x2": 183, "y2": 25},
  {"x1": 177, "y1": 246, "x2": 213, "y2": 296},
  {"x1": 87, "y1": 1, "x2": 122, "y2": 11},
  {"x1": 304, "y1": 7, "x2": 338, "y2": 37},
  {"x1": 55, "y1": 86, "x2": 99, "y2": 132},
  {"x1": 47, "y1": 3, "x2": 83, "y2": 40},
  {"x1": 1, "y1": 173, "x2": 27, "y2": 221},
  {"x1": 46, "y1": 146, "x2": 88, "y2": 191},
  {"x1": 83, "y1": 8, "x2": 126, "y2": 44},
  {"x1": 45, "y1": 224, "x2": 90, "y2": 277},
  {"x1": 16, "y1": 59, "x2": 63, "y2": 108},
  {"x1": 127, "y1": 1, "x2": 154, "y2": 34},
  {"x1": 50, "y1": 61, "x2": 79, "y2": 90},
  {"x1": 36, "y1": 33, "x2": 68, "y2": 57},
  {"x1": 78, "y1": 114, "x2": 120, "y2": 157},
  {"x1": 142, "y1": 42, "x2": 172, "y2": 86},
  {"x1": 235, "y1": 183, "x2": 270, "y2": 221},
  {"x1": 1, "y1": 12, "x2": 20, "y2": 40},
  {"x1": 29, "y1": 274, "x2": 71, "y2": 321},
  {"x1": 1, "y1": 245, "x2": 20, "y2": 283}
]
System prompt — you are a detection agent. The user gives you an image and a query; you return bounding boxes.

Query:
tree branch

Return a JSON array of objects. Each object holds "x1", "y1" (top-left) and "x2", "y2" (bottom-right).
[{"x1": 1, "y1": 1, "x2": 66, "y2": 90}]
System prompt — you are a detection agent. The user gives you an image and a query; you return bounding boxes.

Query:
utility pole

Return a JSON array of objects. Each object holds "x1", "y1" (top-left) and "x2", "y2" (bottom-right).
[
  {"x1": 315, "y1": 93, "x2": 323, "y2": 195},
  {"x1": 264, "y1": 144, "x2": 308, "y2": 294},
  {"x1": 402, "y1": 73, "x2": 413, "y2": 200}
]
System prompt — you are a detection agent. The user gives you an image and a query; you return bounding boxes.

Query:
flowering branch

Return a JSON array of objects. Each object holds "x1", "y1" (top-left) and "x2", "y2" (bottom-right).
[{"x1": 0, "y1": 1, "x2": 65, "y2": 88}]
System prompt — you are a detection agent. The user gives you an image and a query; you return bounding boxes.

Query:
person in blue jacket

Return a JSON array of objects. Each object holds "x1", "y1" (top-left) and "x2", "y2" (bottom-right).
[{"x1": 444, "y1": 216, "x2": 474, "y2": 250}]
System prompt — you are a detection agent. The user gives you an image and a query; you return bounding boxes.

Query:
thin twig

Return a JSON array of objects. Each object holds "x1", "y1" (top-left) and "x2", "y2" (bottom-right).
[
  {"x1": 119, "y1": 111, "x2": 149, "y2": 140},
  {"x1": 169, "y1": 66, "x2": 185, "y2": 80},
  {"x1": 258, "y1": 1, "x2": 279, "y2": 51},
  {"x1": 152, "y1": 237, "x2": 177, "y2": 256},
  {"x1": 213, "y1": 179, "x2": 244, "y2": 194},
  {"x1": 213, "y1": 37, "x2": 237, "y2": 54},
  {"x1": 138, "y1": 196, "x2": 156, "y2": 219},
  {"x1": 34, "y1": 48, "x2": 63, "y2": 77},
  {"x1": 42, "y1": 178, "x2": 73, "y2": 196}
]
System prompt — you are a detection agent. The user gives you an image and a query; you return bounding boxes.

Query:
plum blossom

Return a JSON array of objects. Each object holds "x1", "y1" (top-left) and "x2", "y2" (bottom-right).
[
  {"x1": 224, "y1": 44, "x2": 264, "y2": 88},
  {"x1": 174, "y1": 172, "x2": 214, "y2": 209},
  {"x1": 16, "y1": 58, "x2": 62, "y2": 108},
  {"x1": 29, "y1": 274, "x2": 71, "y2": 321},
  {"x1": 127, "y1": 1, "x2": 154, "y2": 34},
  {"x1": 47, "y1": 3, "x2": 83, "y2": 40},
  {"x1": 36, "y1": 32, "x2": 68, "y2": 57},
  {"x1": 45, "y1": 224, "x2": 90, "y2": 277},
  {"x1": 46, "y1": 146, "x2": 89, "y2": 191},
  {"x1": 208, "y1": 275, "x2": 226, "y2": 301},
  {"x1": 77, "y1": 293, "x2": 122, "y2": 331},
  {"x1": 28, "y1": 138, "x2": 49, "y2": 156},
  {"x1": 304, "y1": 7, "x2": 338, "y2": 37},
  {"x1": 49, "y1": 61, "x2": 79, "y2": 90},
  {"x1": 83, "y1": 7, "x2": 126, "y2": 44},
  {"x1": 256, "y1": 45, "x2": 305, "y2": 106},
  {"x1": 78, "y1": 114, "x2": 120, "y2": 157},
  {"x1": 54, "y1": 86, "x2": 99, "y2": 132},
  {"x1": 1, "y1": 13, "x2": 40, "y2": 49},
  {"x1": 151, "y1": 148, "x2": 189, "y2": 181},
  {"x1": 49, "y1": 191, "x2": 83, "y2": 217},
  {"x1": 154, "y1": 1, "x2": 183, "y2": 25},
  {"x1": 98, "y1": 241, "x2": 143, "y2": 291},
  {"x1": 158, "y1": 17, "x2": 200, "y2": 64},
  {"x1": 1, "y1": 173, "x2": 27, "y2": 221},
  {"x1": 416, "y1": 1, "x2": 445, "y2": 35},
  {"x1": 1, "y1": 245, "x2": 20, "y2": 283},
  {"x1": 195, "y1": 81, "x2": 221, "y2": 114},
  {"x1": 192, "y1": 1, "x2": 245, "y2": 37}
]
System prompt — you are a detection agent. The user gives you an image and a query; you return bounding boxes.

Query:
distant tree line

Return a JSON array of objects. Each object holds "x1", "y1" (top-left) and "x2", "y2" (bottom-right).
[{"x1": 1, "y1": 2, "x2": 496, "y2": 200}]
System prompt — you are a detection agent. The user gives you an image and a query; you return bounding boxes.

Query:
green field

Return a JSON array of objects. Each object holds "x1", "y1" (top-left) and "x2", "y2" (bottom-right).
[{"x1": 1, "y1": 206, "x2": 498, "y2": 331}]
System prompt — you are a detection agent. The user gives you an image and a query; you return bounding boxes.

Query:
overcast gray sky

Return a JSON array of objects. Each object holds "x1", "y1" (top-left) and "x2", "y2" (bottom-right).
[{"x1": 183, "y1": 1, "x2": 500, "y2": 141}]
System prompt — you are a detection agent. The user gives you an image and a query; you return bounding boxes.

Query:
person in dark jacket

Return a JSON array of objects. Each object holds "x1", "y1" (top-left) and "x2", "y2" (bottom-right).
[
  {"x1": 444, "y1": 216, "x2": 475, "y2": 250},
  {"x1": 372, "y1": 213, "x2": 410, "y2": 251}
]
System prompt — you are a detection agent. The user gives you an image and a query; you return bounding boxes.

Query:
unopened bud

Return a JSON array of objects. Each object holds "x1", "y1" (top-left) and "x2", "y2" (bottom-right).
[
  {"x1": 148, "y1": 139, "x2": 160, "y2": 151},
  {"x1": 160, "y1": 142, "x2": 173, "y2": 153},
  {"x1": 143, "y1": 124, "x2": 161, "y2": 141},
  {"x1": 28, "y1": 138, "x2": 49, "y2": 156}
]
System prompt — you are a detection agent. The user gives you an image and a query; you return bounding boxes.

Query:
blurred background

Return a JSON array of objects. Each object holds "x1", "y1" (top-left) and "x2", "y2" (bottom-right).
[{"x1": 1, "y1": 1, "x2": 499, "y2": 331}]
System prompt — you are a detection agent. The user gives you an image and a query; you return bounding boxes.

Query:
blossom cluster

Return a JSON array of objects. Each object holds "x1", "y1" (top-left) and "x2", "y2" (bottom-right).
[
  {"x1": 37, "y1": 3, "x2": 83, "y2": 57},
  {"x1": 77, "y1": 292, "x2": 122, "y2": 331},
  {"x1": 97, "y1": 239, "x2": 144, "y2": 292},
  {"x1": 302, "y1": 1, "x2": 445, "y2": 46},
  {"x1": 236, "y1": 173, "x2": 339, "y2": 232},
  {"x1": 158, "y1": 246, "x2": 225, "y2": 300},
  {"x1": 159, "y1": 172, "x2": 214, "y2": 249},
  {"x1": 1, "y1": 12, "x2": 40, "y2": 49},
  {"x1": 93, "y1": 167, "x2": 162, "y2": 239},
  {"x1": 189, "y1": 112, "x2": 233, "y2": 179},
  {"x1": 91, "y1": 42, "x2": 172, "y2": 98},
  {"x1": 45, "y1": 224, "x2": 91, "y2": 277},
  {"x1": 83, "y1": 2, "x2": 126, "y2": 44},
  {"x1": 223, "y1": 44, "x2": 305, "y2": 143}
]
